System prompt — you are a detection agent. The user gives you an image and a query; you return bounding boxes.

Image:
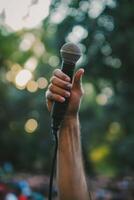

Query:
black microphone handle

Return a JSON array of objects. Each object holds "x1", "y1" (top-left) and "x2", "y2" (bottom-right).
[{"x1": 51, "y1": 61, "x2": 75, "y2": 131}]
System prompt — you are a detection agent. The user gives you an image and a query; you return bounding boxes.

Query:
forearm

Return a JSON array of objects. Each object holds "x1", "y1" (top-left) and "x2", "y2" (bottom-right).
[{"x1": 57, "y1": 115, "x2": 90, "y2": 200}]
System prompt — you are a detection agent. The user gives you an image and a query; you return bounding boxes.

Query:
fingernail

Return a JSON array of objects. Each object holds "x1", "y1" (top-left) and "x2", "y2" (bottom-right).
[
  {"x1": 65, "y1": 92, "x2": 70, "y2": 97},
  {"x1": 65, "y1": 76, "x2": 70, "y2": 81},
  {"x1": 81, "y1": 69, "x2": 84, "y2": 76},
  {"x1": 67, "y1": 84, "x2": 72, "y2": 89},
  {"x1": 60, "y1": 97, "x2": 65, "y2": 102},
  {"x1": 82, "y1": 68, "x2": 85, "y2": 73}
]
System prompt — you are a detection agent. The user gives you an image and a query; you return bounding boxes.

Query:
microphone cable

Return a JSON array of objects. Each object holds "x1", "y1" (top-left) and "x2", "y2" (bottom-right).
[{"x1": 48, "y1": 127, "x2": 58, "y2": 200}]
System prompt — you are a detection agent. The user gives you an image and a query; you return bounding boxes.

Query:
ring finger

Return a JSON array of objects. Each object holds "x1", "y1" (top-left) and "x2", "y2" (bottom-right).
[{"x1": 48, "y1": 84, "x2": 71, "y2": 98}]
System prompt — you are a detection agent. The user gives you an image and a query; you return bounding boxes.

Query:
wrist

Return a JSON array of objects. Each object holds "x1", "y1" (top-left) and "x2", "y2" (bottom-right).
[
  {"x1": 63, "y1": 113, "x2": 78, "y2": 121},
  {"x1": 60, "y1": 114, "x2": 79, "y2": 128},
  {"x1": 59, "y1": 114, "x2": 80, "y2": 138}
]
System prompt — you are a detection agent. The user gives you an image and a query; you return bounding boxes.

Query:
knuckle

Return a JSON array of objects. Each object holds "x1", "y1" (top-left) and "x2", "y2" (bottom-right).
[
  {"x1": 53, "y1": 69, "x2": 57, "y2": 75},
  {"x1": 48, "y1": 83, "x2": 53, "y2": 91},
  {"x1": 56, "y1": 95, "x2": 60, "y2": 101},
  {"x1": 63, "y1": 90, "x2": 68, "y2": 96},
  {"x1": 63, "y1": 81, "x2": 68, "y2": 88},
  {"x1": 53, "y1": 69, "x2": 60, "y2": 75},
  {"x1": 51, "y1": 76, "x2": 57, "y2": 84},
  {"x1": 46, "y1": 91, "x2": 52, "y2": 100},
  {"x1": 53, "y1": 94, "x2": 60, "y2": 102}
]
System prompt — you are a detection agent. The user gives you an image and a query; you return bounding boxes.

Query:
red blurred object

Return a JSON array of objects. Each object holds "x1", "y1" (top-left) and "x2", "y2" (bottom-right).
[
  {"x1": 0, "y1": 183, "x2": 7, "y2": 192},
  {"x1": 18, "y1": 194, "x2": 28, "y2": 200}
]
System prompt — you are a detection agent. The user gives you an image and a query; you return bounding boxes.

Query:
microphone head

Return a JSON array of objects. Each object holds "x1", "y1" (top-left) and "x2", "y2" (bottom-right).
[{"x1": 60, "y1": 42, "x2": 82, "y2": 64}]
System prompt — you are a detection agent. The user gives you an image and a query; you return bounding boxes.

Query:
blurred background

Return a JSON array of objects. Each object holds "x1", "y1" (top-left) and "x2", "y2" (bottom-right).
[{"x1": 0, "y1": 0, "x2": 134, "y2": 199}]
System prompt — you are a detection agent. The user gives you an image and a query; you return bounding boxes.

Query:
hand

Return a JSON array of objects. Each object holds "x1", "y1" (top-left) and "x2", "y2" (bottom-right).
[{"x1": 46, "y1": 68, "x2": 84, "y2": 117}]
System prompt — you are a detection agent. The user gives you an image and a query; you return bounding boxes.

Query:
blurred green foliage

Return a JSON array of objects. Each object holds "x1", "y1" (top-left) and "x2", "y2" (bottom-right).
[{"x1": 0, "y1": 0, "x2": 134, "y2": 177}]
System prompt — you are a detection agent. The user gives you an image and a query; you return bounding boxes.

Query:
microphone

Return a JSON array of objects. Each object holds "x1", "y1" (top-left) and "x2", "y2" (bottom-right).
[{"x1": 51, "y1": 42, "x2": 82, "y2": 132}]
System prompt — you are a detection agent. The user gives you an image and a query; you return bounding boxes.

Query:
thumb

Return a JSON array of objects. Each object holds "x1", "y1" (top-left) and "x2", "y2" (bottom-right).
[{"x1": 72, "y1": 68, "x2": 84, "y2": 90}]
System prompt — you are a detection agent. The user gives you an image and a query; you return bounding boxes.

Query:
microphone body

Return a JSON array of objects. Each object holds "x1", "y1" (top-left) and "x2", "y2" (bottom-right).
[
  {"x1": 51, "y1": 43, "x2": 81, "y2": 131},
  {"x1": 51, "y1": 61, "x2": 75, "y2": 131}
]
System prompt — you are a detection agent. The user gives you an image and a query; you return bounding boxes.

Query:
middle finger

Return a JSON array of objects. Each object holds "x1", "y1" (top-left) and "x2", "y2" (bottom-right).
[{"x1": 50, "y1": 76, "x2": 72, "y2": 90}]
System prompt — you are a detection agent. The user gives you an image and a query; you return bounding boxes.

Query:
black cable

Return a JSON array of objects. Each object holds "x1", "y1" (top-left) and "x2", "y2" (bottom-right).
[{"x1": 48, "y1": 128, "x2": 58, "y2": 200}]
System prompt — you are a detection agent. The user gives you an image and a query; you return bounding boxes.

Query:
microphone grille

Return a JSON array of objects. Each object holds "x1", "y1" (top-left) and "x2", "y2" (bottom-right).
[{"x1": 60, "y1": 42, "x2": 81, "y2": 64}]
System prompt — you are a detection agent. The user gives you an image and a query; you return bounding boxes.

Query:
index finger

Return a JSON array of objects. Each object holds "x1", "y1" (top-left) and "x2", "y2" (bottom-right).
[{"x1": 53, "y1": 69, "x2": 70, "y2": 82}]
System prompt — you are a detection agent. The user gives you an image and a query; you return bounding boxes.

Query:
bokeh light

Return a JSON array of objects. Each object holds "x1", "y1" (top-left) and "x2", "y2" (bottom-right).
[
  {"x1": 50, "y1": 4, "x2": 69, "y2": 24},
  {"x1": 106, "y1": 122, "x2": 123, "y2": 141},
  {"x1": 24, "y1": 57, "x2": 38, "y2": 72},
  {"x1": 15, "y1": 69, "x2": 32, "y2": 89},
  {"x1": 26, "y1": 80, "x2": 38, "y2": 92},
  {"x1": 19, "y1": 33, "x2": 36, "y2": 51},
  {"x1": 48, "y1": 56, "x2": 60, "y2": 68},
  {"x1": 6, "y1": 71, "x2": 14, "y2": 82},
  {"x1": 33, "y1": 40, "x2": 45, "y2": 57},
  {"x1": 88, "y1": 0, "x2": 105, "y2": 18},
  {"x1": 0, "y1": 0, "x2": 51, "y2": 31},
  {"x1": 88, "y1": 0, "x2": 116, "y2": 19},
  {"x1": 90, "y1": 145, "x2": 110, "y2": 163},
  {"x1": 6, "y1": 64, "x2": 22, "y2": 82},
  {"x1": 37, "y1": 77, "x2": 48, "y2": 89},
  {"x1": 11, "y1": 63, "x2": 22, "y2": 72},
  {"x1": 84, "y1": 83, "x2": 94, "y2": 96},
  {"x1": 109, "y1": 122, "x2": 121, "y2": 134},
  {"x1": 67, "y1": 25, "x2": 88, "y2": 43},
  {"x1": 25, "y1": 118, "x2": 38, "y2": 133},
  {"x1": 102, "y1": 87, "x2": 113, "y2": 98},
  {"x1": 104, "y1": 56, "x2": 122, "y2": 68},
  {"x1": 96, "y1": 94, "x2": 108, "y2": 105}
]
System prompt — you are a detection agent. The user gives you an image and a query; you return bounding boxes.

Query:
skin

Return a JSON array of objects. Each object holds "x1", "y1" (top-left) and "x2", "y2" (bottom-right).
[{"x1": 46, "y1": 68, "x2": 91, "y2": 200}]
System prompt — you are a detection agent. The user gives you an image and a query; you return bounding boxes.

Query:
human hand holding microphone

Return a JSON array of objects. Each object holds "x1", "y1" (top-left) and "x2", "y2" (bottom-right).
[
  {"x1": 46, "y1": 43, "x2": 84, "y2": 124},
  {"x1": 45, "y1": 43, "x2": 90, "y2": 200}
]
